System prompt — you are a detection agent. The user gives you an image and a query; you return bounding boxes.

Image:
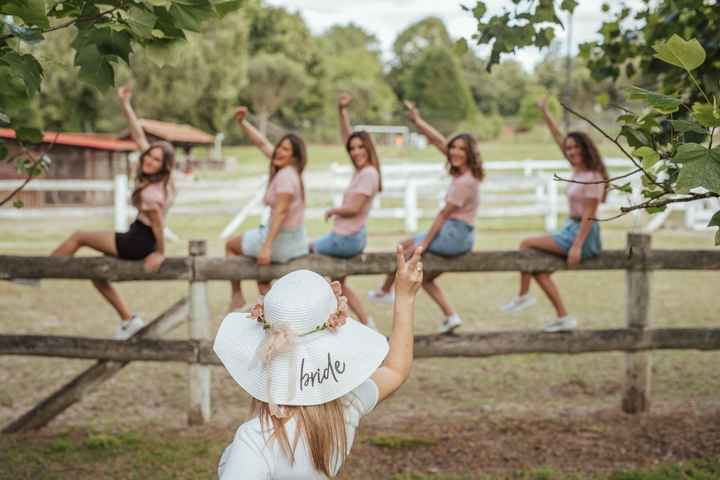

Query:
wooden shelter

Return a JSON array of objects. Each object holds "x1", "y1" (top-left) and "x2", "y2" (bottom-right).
[
  {"x1": 118, "y1": 119, "x2": 220, "y2": 170},
  {"x1": 0, "y1": 129, "x2": 137, "y2": 207}
]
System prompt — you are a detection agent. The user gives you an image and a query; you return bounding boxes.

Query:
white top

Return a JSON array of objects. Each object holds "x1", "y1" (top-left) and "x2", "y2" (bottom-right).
[{"x1": 218, "y1": 379, "x2": 379, "y2": 479}]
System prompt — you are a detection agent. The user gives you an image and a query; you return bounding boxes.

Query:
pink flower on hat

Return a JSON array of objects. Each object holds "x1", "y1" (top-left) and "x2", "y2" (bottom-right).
[
  {"x1": 326, "y1": 286, "x2": 349, "y2": 332},
  {"x1": 250, "y1": 303, "x2": 264, "y2": 324}
]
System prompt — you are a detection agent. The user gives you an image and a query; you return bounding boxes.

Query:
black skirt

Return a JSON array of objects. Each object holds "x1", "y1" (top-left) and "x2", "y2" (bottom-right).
[{"x1": 115, "y1": 220, "x2": 156, "y2": 260}]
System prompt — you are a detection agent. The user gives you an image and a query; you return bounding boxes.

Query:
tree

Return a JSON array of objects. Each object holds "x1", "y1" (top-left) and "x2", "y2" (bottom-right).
[
  {"x1": 244, "y1": 53, "x2": 309, "y2": 136},
  {"x1": 465, "y1": 1, "x2": 720, "y2": 236},
  {"x1": 0, "y1": 0, "x2": 244, "y2": 207},
  {"x1": 397, "y1": 46, "x2": 476, "y2": 134},
  {"x1": 391, "y1": 16, "x2": 453, "y2": 68}
]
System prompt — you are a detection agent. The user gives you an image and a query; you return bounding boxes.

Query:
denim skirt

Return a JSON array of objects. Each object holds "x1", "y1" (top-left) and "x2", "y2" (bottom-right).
[{"x1": 414, "y1": 219, "x2": 474, "y2": 257}]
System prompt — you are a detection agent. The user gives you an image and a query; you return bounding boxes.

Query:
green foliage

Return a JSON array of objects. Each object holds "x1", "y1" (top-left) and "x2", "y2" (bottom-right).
[
  {"x1": 465, "y1": 0, "x2": 570, "y2": 71},
  {"x1": 395, "y1": 45, "x2": 476, "y2": 134},
  {"x1": 517, "y1": 90, "x2": 561, "y2": 132}
]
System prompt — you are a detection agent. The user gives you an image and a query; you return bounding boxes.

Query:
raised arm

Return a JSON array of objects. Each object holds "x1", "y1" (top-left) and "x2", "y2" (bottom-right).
[
  {"x1": 234, "y1": 106, "x2": 274, "y2": 160},
  {"x1": 404, "y1": 100, "x2": 448, "y2": 155},
  {"x1": 118, "y1": 85, "x2": 150, "y2": 152},
  {"x1": 371, "y1": 244, "x2": 423, "y2": 402},
  {"x1": 537, "y1": 97, "x2": 566, "y2": 155},
  {"x1": 337, "y1": 94, "x2": 353, "y2": 145}
]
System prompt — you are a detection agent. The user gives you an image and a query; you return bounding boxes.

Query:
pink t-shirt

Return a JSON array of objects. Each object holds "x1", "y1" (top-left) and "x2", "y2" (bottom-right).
[
  {"x1": 567, "y1": 170, "x2": 605, "y2": 218},
  {"x1": 334, "y1": 166, "x2": 380, "y2": 235},
  {"x1": 264, "y1": 166, "x2": 305, "y2": 230},
  {"x1": 445, "y1": 170, "x2": 480, "y2": 225},
  {"x1": 136, "y1": 182, "x2": 167, "y2": 225}
]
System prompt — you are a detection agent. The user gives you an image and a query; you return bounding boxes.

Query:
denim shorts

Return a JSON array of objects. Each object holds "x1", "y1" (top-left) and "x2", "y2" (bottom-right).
[
  {"x1": 242, "y1": 225, "x2": 309, "y2": 263},
  {"x1": 551, "y1": 219, "x2": 602, "y2": 260},
  {"x1": 314, "y1": 227, "x2": 367, "y2": 259},
  {"x1": 415, "y1": 218, "x2": 474, "y2": 257}
]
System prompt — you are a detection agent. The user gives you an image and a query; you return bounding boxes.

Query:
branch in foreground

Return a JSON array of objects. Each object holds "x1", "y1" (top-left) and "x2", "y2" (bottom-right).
[
  {"x1": 0, "y1": 132, "x2": 60, "y2": 207},
  {"x1": 591, "y1": 191, "x2": 720, "y2": 222},
  {"x1": 560, "y1": 102, "x2": 666, "y2": 192},
  {"x1": 554, "y1": 168, "x2": 642, "y2": 185},
  {"x1": 0, "y1": 8, "x2": 118, "y2": 44}
]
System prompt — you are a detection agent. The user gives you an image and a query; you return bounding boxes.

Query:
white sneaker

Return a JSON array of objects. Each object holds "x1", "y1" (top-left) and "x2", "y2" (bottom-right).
[
  {"x1": 113, "y1": 315, "x2": 145, "y2": 340},
  {"x1": 11, "y1": 278, "x2": 41, "y2": 287},
  {"x1": 500, "y1": 294, "x2": 536, "y2": 313},
  {"x1": 542, "y1": 315, "x2": 577, "y2": 333},
  {"x1": 367, "y1": 289, "x2": 394, "y2": 305},
  {"x1": 439, "y1": 313, "x2": 463, "y2": 334},
  {"x1": 366, "y1": 317, "x2": 378, "y2": 331}
]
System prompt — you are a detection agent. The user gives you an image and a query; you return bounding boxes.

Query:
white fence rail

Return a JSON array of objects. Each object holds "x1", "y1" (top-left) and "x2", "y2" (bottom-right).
[{"x1": 1, "y1": 159, "x2": 715, "y2": 236}]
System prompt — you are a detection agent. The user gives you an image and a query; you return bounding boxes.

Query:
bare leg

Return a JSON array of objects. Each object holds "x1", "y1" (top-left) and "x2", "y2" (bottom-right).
[
  {"x1": 533, "y1": 272, "x2": 568, "y2": 317},
  {"x1": 517, "y1": 235, "x2": 568, "y2": 314},
  {"x1": 91, "y1": 280, "x2": 133, "y2": 320},
  {"x1": 338, "y1": 277, "x2": 368, "y2": 324},
  {"x1": 379, "y1": 238, "x2": 417, "y2": 293},
  {"x1": 225, "y1": 234, "x2": 246, "y2": 311},
  {"x1": 51, "y1": 230, "x2": 118, "y2": 257},
  {"x1": 421, "y1": 272, "x2": 454, "y2": 317},
  {"x1": 51, "y1": 231, "x2": 131, "y2": 320}
]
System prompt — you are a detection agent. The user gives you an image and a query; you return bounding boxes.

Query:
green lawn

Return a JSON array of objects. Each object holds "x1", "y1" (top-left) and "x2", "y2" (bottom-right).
[{"x1": 0, "y1": 131, "x2": 718, "y2": 479}]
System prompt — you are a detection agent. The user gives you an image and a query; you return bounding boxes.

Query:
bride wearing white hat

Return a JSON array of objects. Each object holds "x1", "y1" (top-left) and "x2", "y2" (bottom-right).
[{"x1": 214, "y1": 244, "x2": 424, "y2": 479}]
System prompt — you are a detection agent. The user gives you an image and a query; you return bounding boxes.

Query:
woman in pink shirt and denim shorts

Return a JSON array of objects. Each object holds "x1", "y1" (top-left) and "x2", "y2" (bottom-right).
[
  {"x1": 312, "y1": 94, "x2": 382, "y2": 327},
  {"x1": 501, "y1": 98, "x2": 608, "y2": 332},
  {"x1": 369, "y1": 101, "x2": 483, "y2": 334},
  {"x1": 225, "y1": 106, "x2": 309, "y2": 311}
]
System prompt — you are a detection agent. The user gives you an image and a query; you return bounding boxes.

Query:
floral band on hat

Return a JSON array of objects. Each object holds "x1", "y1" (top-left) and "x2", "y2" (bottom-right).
[
  {"x1": 249, "y1": 280, "x2": 349, "y2": 335},
  {"x1": 247, "y1": 280, "x2": 349, "y2": 417}
]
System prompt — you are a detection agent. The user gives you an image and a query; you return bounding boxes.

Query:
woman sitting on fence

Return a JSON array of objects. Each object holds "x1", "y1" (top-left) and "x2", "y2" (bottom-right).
[
  {"x1": 225, "y1": 107, "x2": 309, "y2": 311},
  {"x1": 368, "y1": 101, "x2": 483, "y2": 334},
  {"x1": 214, "y1": 245, "x2": 423, "y2": 479},
  {"x1": 49, "y1": 84, "x2": 175, "y2": 339},
  {"x1": 311, "y1": 94, "x2": 382, "y2": 329},
  {"x1": 500, "y1": 97, "x2": 608, "y2": 332}
]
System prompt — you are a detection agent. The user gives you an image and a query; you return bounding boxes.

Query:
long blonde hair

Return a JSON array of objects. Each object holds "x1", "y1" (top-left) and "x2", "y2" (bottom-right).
[{"x1": 250, "y1": 398, "x2": 348, "y2": 477}]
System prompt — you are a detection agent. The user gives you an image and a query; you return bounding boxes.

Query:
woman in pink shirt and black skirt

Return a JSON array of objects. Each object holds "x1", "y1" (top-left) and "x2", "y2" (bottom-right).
[
  {"x1": 369, "y1": 101, "x2": 483, "y2": 334},
  {"x1": 312, "y1": 94, "x2": 383, "y2": 328},
  {"x1": 49, "y1": 84, "x2": 175, "y2": 339},
  {"x1": 501, "y1": 98, "x2": 608, "y2": 332}
]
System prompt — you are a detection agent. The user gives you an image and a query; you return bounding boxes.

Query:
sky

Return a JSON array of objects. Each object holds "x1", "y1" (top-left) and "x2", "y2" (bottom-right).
[{"x1": 264, "y1": 0, "x2": 641, "y2": 70}]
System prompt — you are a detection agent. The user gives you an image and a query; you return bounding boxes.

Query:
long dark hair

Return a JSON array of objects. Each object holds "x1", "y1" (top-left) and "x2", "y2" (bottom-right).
[
  {"x1": 446, "y1": 133, "x2": 484, "y2": 181},
  {"x1": 268, "y1": 133, "x2": 307, "y2": 201},
  {"x1": 565, "y1": 131, "x2": 608, "y2": 202},
  {"x1": 345, "y1": 131, "x2": 383, "y2": 192},
  {"x1": 131, "y1": 141, "x2": 175, "y2": 209}
]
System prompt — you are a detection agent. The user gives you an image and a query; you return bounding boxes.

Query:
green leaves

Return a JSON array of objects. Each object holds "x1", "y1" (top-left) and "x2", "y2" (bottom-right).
[
  {"x1": 0, "y1": 51, "x2": 43, "y2": 97},
  {"x1": 627, "y1": 86, "x2": 682, "y2": 114},
  {"x1": 634, "y1": 146, "x2": 660, "y2": 170},
  {"x1": 15, "y1": 127, "x2": 42, "y2": 144},
  {"x1": 653, "y1": 34, "x2": 706, "y2": 72},
  {"x1": 0, "y1": 0, "x2": 49, "y2": 28},
  {"x1": 126, "y1": 6, "x2": 158, "y2": 39},
  {"x1": 692, "y1": 100, "x2": 720, "y2": 128},
  {"x1": 708, "y1": 210, "x2": 720, "y2": 246},
  {"x1": 674, "y1": 146, "x2": 720, "y2": 193},
  {"x1": 169, "y1": 0, "x2": 215, "y2": 32}
]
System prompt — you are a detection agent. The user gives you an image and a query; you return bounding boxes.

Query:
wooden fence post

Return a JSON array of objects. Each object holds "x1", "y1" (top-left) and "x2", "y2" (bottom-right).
[
  {"x1": 622, "y1": 233, "x2": 652, "y2": 414},
  {"x1": 188, "y1": 240, "x2": 211, "y2": 425}
]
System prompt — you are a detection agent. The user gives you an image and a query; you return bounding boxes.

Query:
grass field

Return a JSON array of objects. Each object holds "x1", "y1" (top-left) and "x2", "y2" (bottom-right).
[
  {"x1": 1, "y1": 214, "x2": 718, "y2": 478},
  {"x1": 1, "y1": 135, "x2": 718, "y2": 479}
]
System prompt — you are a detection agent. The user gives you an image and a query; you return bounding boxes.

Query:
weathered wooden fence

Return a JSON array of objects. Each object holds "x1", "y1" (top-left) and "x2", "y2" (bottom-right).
[{"x1": 1, "y1": 233, "x2": 719, "y2": 434}]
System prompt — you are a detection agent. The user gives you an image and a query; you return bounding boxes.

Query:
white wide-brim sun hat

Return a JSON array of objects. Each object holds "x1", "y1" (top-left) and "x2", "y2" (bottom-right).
[{"x1": 214, "y1": 269, "x2": 389, "y2": 406}]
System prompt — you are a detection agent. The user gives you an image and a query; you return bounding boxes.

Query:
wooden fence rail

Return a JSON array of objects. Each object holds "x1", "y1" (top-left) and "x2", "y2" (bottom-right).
[
  {"x1": 2, "y1": 328, "x2": 720, "y2": 364},
  {"x1": 2, "y1": 249, "x2": 720, "y2": 282},
  {"x1": 1, "y1": 233, "x2": 719, "y2": 433}
]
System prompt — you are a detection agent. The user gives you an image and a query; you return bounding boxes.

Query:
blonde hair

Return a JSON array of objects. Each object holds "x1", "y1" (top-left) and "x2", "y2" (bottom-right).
[{"x1": 250, "y1": 398, "x2": 348, "y2": 477}]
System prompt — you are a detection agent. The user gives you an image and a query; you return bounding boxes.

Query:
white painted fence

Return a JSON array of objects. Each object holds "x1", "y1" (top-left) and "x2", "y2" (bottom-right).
[{"x1": 1, "y1": 159, "x2": 715, "y2": 237}]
